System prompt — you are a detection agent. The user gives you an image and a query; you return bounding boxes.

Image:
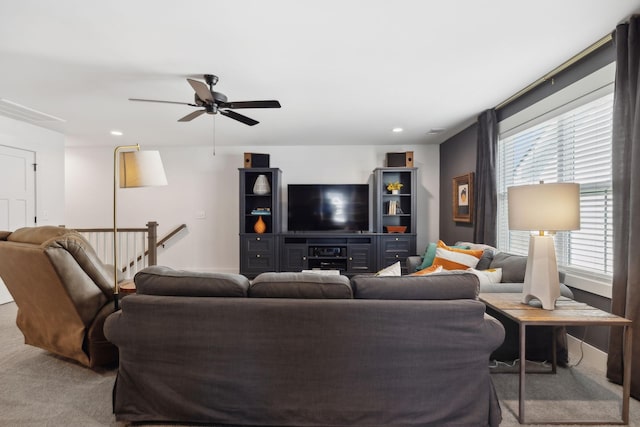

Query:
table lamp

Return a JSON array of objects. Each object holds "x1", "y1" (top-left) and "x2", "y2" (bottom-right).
[
  {"x1": 507, "y1": 182, "x2": 580, "y2": 310},
  {"x1": 113, "y1": 144, "x2": 168, "y2": 309}
]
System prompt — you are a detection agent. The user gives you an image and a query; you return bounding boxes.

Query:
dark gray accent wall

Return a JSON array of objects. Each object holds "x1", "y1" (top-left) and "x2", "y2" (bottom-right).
[
  {"x1": 438, "y1": 41, "x2": 615, "y2": 354},
  {"x1": 566, "y1": 289, "x2": 612, "y2": 352},
  {"x1": 439, "y1": 123, "x2": 477, "y2": 244}
]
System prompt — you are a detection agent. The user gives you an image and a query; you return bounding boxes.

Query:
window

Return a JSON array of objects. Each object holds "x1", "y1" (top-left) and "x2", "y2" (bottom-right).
[{"x1": 497, "y1": 92, "x2": 613, "y2": 279}]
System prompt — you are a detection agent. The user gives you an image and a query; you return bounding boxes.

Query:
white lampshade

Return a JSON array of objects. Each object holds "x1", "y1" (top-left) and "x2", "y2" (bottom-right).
[
  {"x1": 119, "y1": 151, "x2": 168, "y2": 188},
  {"x1": 508, "y1": 182, "x2": 580, "y2": 232}
]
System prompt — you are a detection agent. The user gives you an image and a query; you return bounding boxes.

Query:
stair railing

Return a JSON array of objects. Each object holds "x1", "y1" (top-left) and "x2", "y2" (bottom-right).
[
  {"x1": 122, "y1": 223, "x2": 187, "y2": 273},
  {"x1": 71, "y1": 222, "x2": 186, "y2": 279}
]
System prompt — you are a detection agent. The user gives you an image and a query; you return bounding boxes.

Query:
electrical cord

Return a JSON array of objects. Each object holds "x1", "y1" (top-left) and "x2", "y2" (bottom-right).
[
  {"x1": 490, "y1": 327, "x2": 589, "y2": 370},
  {"x1": 567, "y1": 325, "x2": 588, "y2": 368},
  {"x1": 489, "y1": 359, "x2": 519, "y2": 369},
  {"x1": 489, "y1": 358, "x2": 551, "y2": 369}
]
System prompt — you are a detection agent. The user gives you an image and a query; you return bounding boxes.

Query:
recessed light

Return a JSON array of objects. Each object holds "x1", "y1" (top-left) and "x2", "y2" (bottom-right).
[
  {"x1": 110, "y1": 130, "x2": 123, "y2": 136},
  {"x1": 392, "y1": 127, "x2": 403, "y2": 133},
  {"x1": 427, "y1": 128, "x2": 445, "y2": 135}
]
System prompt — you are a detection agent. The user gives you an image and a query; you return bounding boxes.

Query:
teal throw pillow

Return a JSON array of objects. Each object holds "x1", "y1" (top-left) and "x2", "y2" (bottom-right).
[{"x1": 418, "y1": 242, "x2": 438, "y2": 270}]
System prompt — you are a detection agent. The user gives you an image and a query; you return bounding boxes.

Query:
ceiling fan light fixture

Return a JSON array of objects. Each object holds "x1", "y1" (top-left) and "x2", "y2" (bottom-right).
[
  {"x1": 392, "y1": 127, "x2": 403, "y2": 133},
  {"x1": 131, "y1": 74, "x2": 280, "y2": 126}
]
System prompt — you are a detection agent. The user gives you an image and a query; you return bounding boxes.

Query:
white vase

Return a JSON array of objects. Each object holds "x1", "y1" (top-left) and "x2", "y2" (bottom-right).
[
  {"x1": 391, "y1": 189, "x2": 399, "y2": 195},
  {"x1": 253, "y1": 174, "x2": 271, "y2": 195}
]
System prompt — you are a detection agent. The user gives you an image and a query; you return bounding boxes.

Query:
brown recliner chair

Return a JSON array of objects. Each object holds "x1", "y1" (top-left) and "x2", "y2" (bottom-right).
[{"x1": 0, "y1": 226, "x2": 119, "y2": 368}]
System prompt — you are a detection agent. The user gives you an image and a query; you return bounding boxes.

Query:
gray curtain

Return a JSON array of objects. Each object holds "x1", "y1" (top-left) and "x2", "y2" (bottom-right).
[
  {"x1": 607, "y1": 16, "x2": 640, "y2": 399},
  {"x1": 473, "y1": 109, "x2": 498, "y2": 246}
]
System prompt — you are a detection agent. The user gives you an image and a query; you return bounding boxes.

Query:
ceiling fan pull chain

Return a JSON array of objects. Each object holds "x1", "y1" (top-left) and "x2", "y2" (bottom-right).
[{"x1": 212, "y1": 114, "x2": 216, "y2": 156}]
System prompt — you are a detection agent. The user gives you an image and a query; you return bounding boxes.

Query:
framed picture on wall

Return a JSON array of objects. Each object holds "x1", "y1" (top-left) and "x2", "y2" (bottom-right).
[{"x1": 452, "y1": 173, "x2": 474, "y2": 223}]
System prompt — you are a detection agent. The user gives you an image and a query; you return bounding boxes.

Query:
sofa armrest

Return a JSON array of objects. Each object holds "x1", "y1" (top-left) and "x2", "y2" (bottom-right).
[{"x1": 406, "y1": 255, "x2": 423, "y2": 273}]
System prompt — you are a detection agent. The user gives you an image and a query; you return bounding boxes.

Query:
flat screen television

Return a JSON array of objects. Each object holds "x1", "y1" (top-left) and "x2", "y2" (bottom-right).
[{"x1": 288, "y1": 184, "x2": 369, "y2": 232}]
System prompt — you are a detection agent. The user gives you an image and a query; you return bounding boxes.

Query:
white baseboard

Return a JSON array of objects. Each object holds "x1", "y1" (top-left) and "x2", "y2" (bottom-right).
[{"x1": 567, "y1": 334, "x2": 607, "y2": 374}]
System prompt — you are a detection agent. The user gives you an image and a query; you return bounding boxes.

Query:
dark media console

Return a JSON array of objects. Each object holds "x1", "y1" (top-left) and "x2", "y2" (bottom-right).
[
  {"x1": 309, "y1": 246, "x2": 346, "y2": 258},
  {"x1": 239, "y1": 167, "x2": 417, "y2": 278},
  {"x1": 280, "y1": 234, "x2": 378, "y2": 275},
  {"x1": 309, "y1": 246, "x2": 349, "y2": 272}
]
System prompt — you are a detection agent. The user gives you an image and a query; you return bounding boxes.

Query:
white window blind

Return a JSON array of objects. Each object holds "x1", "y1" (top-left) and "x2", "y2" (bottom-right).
[{"x1": 497, "y1": 92, "x2": 613, "y2": 277}]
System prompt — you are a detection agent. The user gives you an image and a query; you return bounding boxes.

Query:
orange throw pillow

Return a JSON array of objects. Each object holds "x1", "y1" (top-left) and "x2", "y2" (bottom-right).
[
  {"x1": 409, "y1": 264, "x2": 443, "y2": 276},
  {"x1": 432, "y1": 240, "x2": 483, "y2": 270}
]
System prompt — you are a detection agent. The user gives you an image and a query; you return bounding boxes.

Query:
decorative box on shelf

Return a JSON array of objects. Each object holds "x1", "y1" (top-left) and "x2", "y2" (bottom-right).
[
  {"x1": 251, "y1": 208, "x2": 271, "y2": 215},
  {"x1": 385, "y1": 225, "x2": 407, "y2": 233}
]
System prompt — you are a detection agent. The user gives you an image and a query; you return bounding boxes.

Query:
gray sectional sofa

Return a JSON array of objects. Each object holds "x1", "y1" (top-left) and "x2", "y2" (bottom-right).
[
  {"x1": 407, "y1": 247, "x2": 575, "y2": 364},
  {"x1": 104, "y1": 267, "x2": 505, "y2": 426}
]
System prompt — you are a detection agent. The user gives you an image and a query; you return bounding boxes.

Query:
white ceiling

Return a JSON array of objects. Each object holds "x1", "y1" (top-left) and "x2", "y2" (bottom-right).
[{"x1": 1, "y1": 0, "x2": 639, "y2": 148}]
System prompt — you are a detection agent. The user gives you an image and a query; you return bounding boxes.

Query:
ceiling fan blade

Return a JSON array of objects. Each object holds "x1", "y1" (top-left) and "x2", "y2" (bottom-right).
[
  {"x1": 222, "y1": 100, "x2": 281, "y2": 109},
  {"x1": 129, "y1": 98, "x2": 197, "y2": 107},
  {"x1": 178, "y1": 109, "x2": 206, "y2": 122},
  {"x1": 220, "y1": 109, "x2": 259, "y2": 126},
  {"x1": 187, "y1": 79, "x2": 213, "y2": 103}
]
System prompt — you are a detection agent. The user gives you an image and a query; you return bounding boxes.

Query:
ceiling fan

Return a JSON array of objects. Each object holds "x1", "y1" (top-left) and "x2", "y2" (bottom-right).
[{"x1": 129, "y1": 74, "x2": 281, "y2": 126}]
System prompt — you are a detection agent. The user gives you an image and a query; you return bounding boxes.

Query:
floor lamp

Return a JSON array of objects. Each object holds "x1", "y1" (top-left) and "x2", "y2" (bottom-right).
[
  {"x1": 507, "y1": 182, "x2": 580, "y2": 310},
  {"x1": 114, "y1": 144, "x2": 168, "y2": 309}
]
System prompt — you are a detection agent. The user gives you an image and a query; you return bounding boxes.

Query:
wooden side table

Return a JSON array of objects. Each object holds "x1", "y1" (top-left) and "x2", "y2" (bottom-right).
[
  {"x1": 119, "y1": 279, "x2": 136, "y2": 295},
  {"x1": 480, "y1": 293, "x2": 632, "y2": 425}
]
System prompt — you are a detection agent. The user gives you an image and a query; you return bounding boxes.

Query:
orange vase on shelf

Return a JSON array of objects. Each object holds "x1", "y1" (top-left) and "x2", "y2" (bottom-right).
[{"x1": 254, "y1": 215, "x2": 267, "y2": 234}]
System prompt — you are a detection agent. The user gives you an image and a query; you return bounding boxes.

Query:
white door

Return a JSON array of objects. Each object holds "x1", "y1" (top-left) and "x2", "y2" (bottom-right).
[{"x1": 0, "y1": 145, "x2": 36, "y2": 303}]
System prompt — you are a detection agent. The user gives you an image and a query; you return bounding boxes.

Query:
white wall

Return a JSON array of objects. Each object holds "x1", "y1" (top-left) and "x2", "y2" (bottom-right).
[
  {"x1": 65, "y1": 144, "x2": 439, "y2": 273},
  {"x1": 0, "y1": 114, "x2": 439, "y2": 282},
  {"x1": 0, "y1": 116, "x2": 66, "y2": 225},
  {"x1": 0, "y1": 115, "x2": 66, "y2": 303}
]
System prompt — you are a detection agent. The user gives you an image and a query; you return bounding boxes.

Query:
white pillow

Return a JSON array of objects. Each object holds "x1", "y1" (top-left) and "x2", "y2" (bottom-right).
[
  {"x1": 466, "y1": 267, "x2": 502, "y2": 285},
  {"x1": 375, "y1": 261, "x2": 402, "y2": 277}
]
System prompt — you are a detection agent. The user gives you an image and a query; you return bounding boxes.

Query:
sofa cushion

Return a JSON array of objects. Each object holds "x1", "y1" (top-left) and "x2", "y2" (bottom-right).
[
  {"x1": 474, "y1": 249, "x2": 495, "y2": 270},
  {"x1": 433, "y1": 240, "x2": 483, "y2": 270},
  {"x1": 250, "y1": 272, "x2": 353, "y2": 299},
  {"x1": 0, "y1": 230, "x2": 11, "y2": 241},
  {"x1": 489, "y1": 252, "x2": 528, "y2": 283},
  {"x1": 135, "y1": 266, "x2": 250, "y2": 297},
  {"x1": 351, "y1": 273, "x2": 479, "y2": 300}
]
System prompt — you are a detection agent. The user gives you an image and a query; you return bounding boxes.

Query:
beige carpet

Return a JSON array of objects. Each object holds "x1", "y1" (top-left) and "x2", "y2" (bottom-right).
[
  {"x1": 0, "y1": 301, "x2": 638, "y2": 426},
  {"x1": 491, "y1": 359, "x2": 639, "y2": 426},
  {"x1": 0, "y1": 302, "x2": 118, "y2": 426}
]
